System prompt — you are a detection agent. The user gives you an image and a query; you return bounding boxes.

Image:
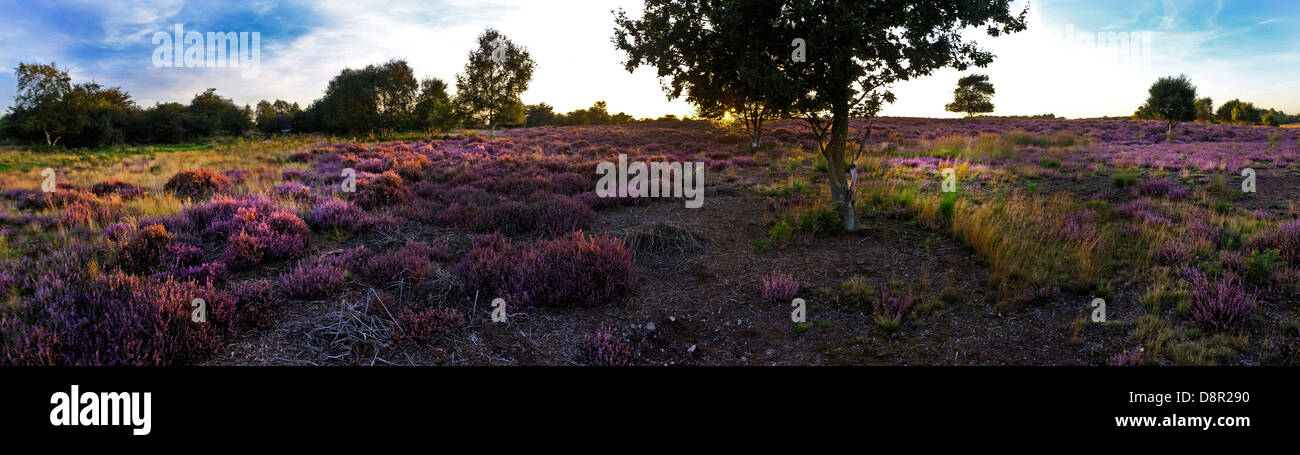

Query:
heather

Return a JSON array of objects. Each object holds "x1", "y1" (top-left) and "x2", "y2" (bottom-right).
[{"x1": 2, "y1": 117, "x2": 1299, "y2": 365}]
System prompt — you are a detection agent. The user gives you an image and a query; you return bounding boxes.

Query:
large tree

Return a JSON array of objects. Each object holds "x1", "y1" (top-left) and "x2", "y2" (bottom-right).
[
  {"x1": 615, "y1": 1, "x2": 1026, "y2": 230},
  {"x1": 945, "y1": 74, "x2": 996, "y2": 117},
  {"x1": 1137, "y1": 74, "x2": 1197, "y2": 140},
  {"x1": 11, "y1": 62, "x2": 74, "y2": 145},
  {"x1": 455, "y1": 28, "x2": 535, "y2": 132},
  {"x1": 614, "y1": 1, "x2": 788, "y2": 149}
]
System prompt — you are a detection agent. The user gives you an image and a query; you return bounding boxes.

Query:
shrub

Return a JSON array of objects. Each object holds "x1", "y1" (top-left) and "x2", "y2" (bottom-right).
[
  {"x1": 222, "y1": 230, "x2": 266, "y2": 270},
  {"x1": 1108, "y1": 347, "x2": 1143, "y2": 366},
  {"x1": 1248, "y1": 220, "x2": 1300, "y2": 264},
  {"x1": 875, "y1": 291, "x2": 916, "y2": 331},
  {"x1": 278, "y1": 257, "x2": 347, "y2": 299},
  {"x1": 456, "y1": 231, "x2": 637, "y2": 308},
  {"x1": 90, "y1": 179, "x2": 147, "y2": 199},
  {"x1": 536, "y1": 196, "x2": 594, "y2": 235},
  {"x1": 164, "y1": 169, "x2": 229, "y2": 199},
  {"x1": 352, "y1": 171, "x2": 412, "y2": 209},
  {"x1": 4, "y1": 271, "x2": 233, "y2": 365},
  {"x1": 577, "y1": 325, "x2": 634, "y2": 366},
  {"x1": 118, "y1": 224, "x2": 175, "y2": 273},
  {"x1": 796, "y1": 206, "x2": 843, "y2": 235},
  {"x1": 262, "y1": 211, "x2": 310, "y2": 259},
  {"x1": 365, "y1": 243, "x2": 440, "y2": 285},
  {"x1": 761, "y1": 272, "x2": 799, "y2": 302},
  {"x1": 270, "y1": 182, "x2": 312, "y2": 201},
  {"x1": 306, "y1": 197, "x2": 370, "y2": 231},
  {"x1": 229, "y1": 279, "x2": 277, "y2": 330},
  {"x1": 390, "y1": 306, "x2": 465, "y2": 345},
  {"x1": 485, "y1": 200, "x2": 537, "y2": 234},
  {"x1": 1190, "y1": 275, "x2": 1255, "y2": 332}
]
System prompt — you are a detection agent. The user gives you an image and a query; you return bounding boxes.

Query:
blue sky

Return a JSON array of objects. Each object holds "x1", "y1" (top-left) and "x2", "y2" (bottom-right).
[{"x1": 0, "y1": 0, "x2": 1296, "y2": 119}]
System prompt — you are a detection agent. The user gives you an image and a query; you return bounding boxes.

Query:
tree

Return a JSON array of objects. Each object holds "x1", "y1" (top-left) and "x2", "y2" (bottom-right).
[
  {"x1": 1194, "y1": 97, "x2": 1214, "y2": 123},
  {"x1": 314, "y1": 60, "x2": 419, "y2": 134},
  {"x1": 945, "y1": 74, "x2": 996, "y2": 117},
  {"x1": 525, "y1": 103, "x2": 557, "y2": 127},
  {"x1": 1262, "y1": 111, "x2": 1281, "y2": 127},
  {"x1": 412, "y1": 77, "x2": 457, "y2": 133},
  {"x1": 255, "y1": 99, "x2": 301, "y2": 134},
  {"x1": 186, "y1": 88, "x2": 251, "y2": 137},
  {"x1": 615, "y1": 1, "x2": 1026, "y2": 231},
  {"x1": 1231, "y1": 102, "x2": 1262, "y2": 125},
  {"x1": 1216, "y1": 99, "x2": 1243, "y2": 124},
  {"x1": 1137, "y1": 74, "x2": 1197, "y2": 140},
  {"x1": 11, "y1": 62, "x2": 73, "y2": 145},
  {"x1": 455, "y1": 28, "x2": 535, "y2": 132},
  {"x1": 614, "y1": 1, "x2": 788, "y2": 149}
]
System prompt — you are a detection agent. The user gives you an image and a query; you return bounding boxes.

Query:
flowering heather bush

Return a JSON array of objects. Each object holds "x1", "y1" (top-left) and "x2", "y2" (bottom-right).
[
  {"x1": 57, "y1": 199, "x2": 120, "y2": 229},
  {"x1": 164, "y1": 168, "x2": 229, "y2": 199},
  {"x1": 365, "y1": 242, "x2": 441, "y2": 285},
  {"x1": 457, "y1": 231, "x2": 636, "y2": 308},
  {"x1": 278, "y1": 257, "x2": 347, "y2": 299},
  {"x1": 1248, "y1": 220, "x2": 1300, "y2": 264},
  {"x1": 1057, "y1": 209, "x2": 1096, "y2": 242},
  {"x1": 1153, "y1": 240, "x2": 1195, "y2": 265},
  {"x1": 1117, "y1": 198, "x2": 1171, "y2": 225},
  {"x1": 485, "y1": 200, "x2": 537, "y2": 234},
  {"x1": 271, "y1": 182, "x2": 312, "y2": 201},
  {"x1": 306, "y1": 197, "x2": 370, "y2": 231},
  {"x1": 551, "y1": 172, "x2": 590, "y2": 195},
  {"x1": 761, "y1": 272, "x2": 799, "y2": 302},
  {"x1": 171, "y1": 261, "x2": 229, "y2": 288},
  {"x1": 389, "y1": 306, "x2": 465, "y2": 345},
  {"x1": 875, "y1": 291, "x2": 917, "y2": 331},
  {"x1": 90, "y1": 179, "x2": 147, "y2": 199},
  {"x1": 1136, "y1": 179, "x2": 1188, "y2": 199},
  {"x1": 222, "y1": 230, "x2": 265, "y2": 271},
  {"x1": 352, "y1": 171, "x2": 412, "y2": 209},
  {"x1": 537, "y1": 196, "x2": 595, "y2": 236},
  {"x1": 576, "y1": 325, "x2": 634, "y2": 366},
  {"x1": 1108, "y1": 348, "x2": 1143, "y2": 366},
  {"x1": 222, "y1": 168, "x2": 252, "y2": 185},
  {"x1": 3, "y1": 271, "x2": 233, "y2": 366},
  {"x1": 1190, "y1": 274, "x2": 1255, "y2": 332},
  {"x1": 229, "y1": 279, "x2": 277, "y2": 330},
  {"x1": 262, "y1": 211, "x2": 310, "y2": 259},
  {"x1": 117, "y1": 224, "x2": 175, "y2": 273}
]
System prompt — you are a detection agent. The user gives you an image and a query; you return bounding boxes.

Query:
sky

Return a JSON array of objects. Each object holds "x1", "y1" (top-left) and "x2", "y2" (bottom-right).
[{"x1": 0, "y1": 0, "x2": 1296, "y2": 119}]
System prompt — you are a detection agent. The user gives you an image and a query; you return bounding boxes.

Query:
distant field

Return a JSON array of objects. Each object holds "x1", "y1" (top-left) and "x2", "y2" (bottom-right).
[
  {"x1": 1283, "y1": 123, "x2": 1300, "y2": 128},
  {"x1": 3, "y1": 118, "x2": 1300, "y2": 366}
]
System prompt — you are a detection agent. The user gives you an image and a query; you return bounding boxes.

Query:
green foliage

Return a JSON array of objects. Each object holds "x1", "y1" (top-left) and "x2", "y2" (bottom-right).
[
  {"x1": 255, "y1": 99, "x2": 302, "y2": 134},
  {"x1": 613, "y1": 0, "x2": 1027, "y2": 231},
  {"x1": 795, "y1": 206, "x2": 842, "y2": 236},
  {"x1": 944, "y1": 74, "x2": 995, "y2": 117},
  {"x1": 1137, "y1": 74, "x2": 1197, "y2": 140},
  {"x1": 411, "y1": 77, "x2": 458, "y2": 133},
  {"x1": 939, "y1": 192, "x2": 959, "y2": 219},
  {"x1": 311, "y1": 59, "x2": 419, "y2": 134},
  {"x1": 1195, "y1": 97, "x2": 1215, "y2": 123},
  {"x1": 1246, "y1": 249, "x2": 1282, "y2": 282},
  {"x1": 455, "y1": 28, "x2": 535, "y2": 130}
]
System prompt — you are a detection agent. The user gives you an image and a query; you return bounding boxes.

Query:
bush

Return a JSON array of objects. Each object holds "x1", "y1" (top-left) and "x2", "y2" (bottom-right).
[
  {"x1": 222, "y1": 230, "x2": 266, "y2": 270},
  {"x1": 1190, "y1": 275, "x2": 1255, "y2": 332},
  {"x1": 1248, "y1": 221, "x2": 1300, "y2": 264},
  {"x1": 536, "y1": 196, "x2": 594, "y2": 235},
  {"x1": 278, "y1": 257, "x2": 347, "y2": 299},
  {"x1": 390, "y1": 306, "x2": 465, "y2": 345},
  {"x1": 457, "y1": 232, "x2": 637, "y2": 308},
  {"x1": 365, "y1": 242, "x2": 441, "y2": 285},
  {"x1": 116, "y1": 224, "x2": 173, "y2": 271},
  {"x1": 3, "y1": 271, "x2": 233, "y2": 365},
  {"x1": 761, "y1": 272, "x2": 799, "y2": 302},
  {"x1": 577, "y1": 325, "x2": 634, "y2": 366},
  {"x1": 230, "y1": 279, "x2": 277, "y2": 330},
  {"x1": 875, "y1": 291, "x2": 916, "y2": 331},
  {"x1": 796, "y1": 206, "x2": 843, "y2": 235},
  {"x1": 306, "y1": 197, "x2": 370, "y2": 231},
  {"x1": 90, "y1": 179, "x2": 147, "y2": 199},
  {"x1": 352, "y1": 171, "x2": 412, "y2": 209},
  {"x1": 164, "y1": 169, "x2": 229, "y2": 199}
]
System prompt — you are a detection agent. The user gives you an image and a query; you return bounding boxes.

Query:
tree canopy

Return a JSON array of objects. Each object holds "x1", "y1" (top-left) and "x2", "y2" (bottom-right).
[{"x1": 945, "y1": 74, "x2": 996, "y2": 117}]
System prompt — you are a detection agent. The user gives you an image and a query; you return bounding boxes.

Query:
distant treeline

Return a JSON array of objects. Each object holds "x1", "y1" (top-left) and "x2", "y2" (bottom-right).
[
  {"x1": 1135, "y1": 96, "x2": 1299, "y2": 126},
  {"x1": 0, "y1": 59, "x2": 676, "y2": 149}
]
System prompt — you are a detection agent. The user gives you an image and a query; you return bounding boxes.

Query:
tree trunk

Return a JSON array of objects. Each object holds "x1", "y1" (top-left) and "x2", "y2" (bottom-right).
[
  {"x1": 825, "y1": 101, "x2": 859, "y2": 231},
  {"x1": 1166, "y1": 121, "x2": 1174, "y2": 141}
]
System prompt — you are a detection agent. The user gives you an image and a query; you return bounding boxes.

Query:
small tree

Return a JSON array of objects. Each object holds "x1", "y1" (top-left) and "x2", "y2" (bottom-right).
[
  {"x1": 1262, "y1": 111, "x2": 1281, "y2": 127},
  {"x1": 1216, "y1": 99, "x2": 1242, "y2": 123},
  {"x1": 615, "y1": 1, "x2": 1026, "y2": 231},
  {"x1": 1194, "y1": 97, "x2": 1215, "y2": 123},
  {"x1": 412, "y1": 77, "x2": 457, "y2": 133},
  {"x1": 1138, "y1": 74, "x2": 1197, "y2": 140},
  {"x1": 11, "y1": 62, "x2": 73, "y2": 145},
  {"x1": 1231, "y1": 102, "x2": 1262, "y2": 125},
  {"x1": 455, "y1": 28, "x2": 535, "y2": 133},
  {"x1": 945, "y1": 74, "x2": 995, "y2": 117}
]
